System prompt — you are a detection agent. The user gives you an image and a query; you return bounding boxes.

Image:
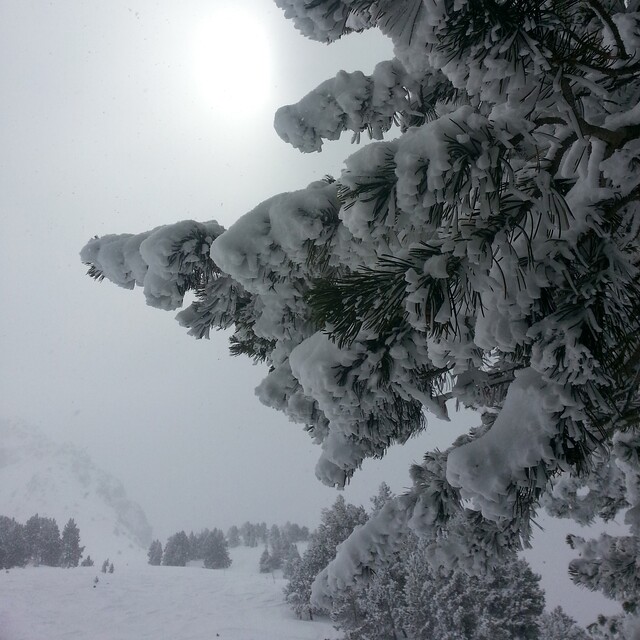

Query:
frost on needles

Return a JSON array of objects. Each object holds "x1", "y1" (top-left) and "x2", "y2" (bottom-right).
[{"x1": 81, "y1": 0, "x2": 640, "y2": 633}]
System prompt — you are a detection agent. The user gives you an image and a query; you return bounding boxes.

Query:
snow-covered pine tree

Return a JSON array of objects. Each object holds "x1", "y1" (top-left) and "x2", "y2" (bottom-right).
[
  {"x1": 81, "y1": 0, "x2": 640, "y2": 627},
  {"x1": 538, "y1": 606, "x2": 589, "y2": 640},
  {"x1": 23, "y1": 514, "x2": 42, "y2": 565},
  {"x1": 188, "y1": 531, "x2": 200, "y2": 561},
  {"x1": 240, "y1": 522, "x2": 259, "y2": 548},
  {"x1": 282, "y1": 522, "x2": 310, "y2": 543},
  {"x1": 320, "y1": 500, "x2": 545, "y2": 640},
  {"x1": 402, "y1": 536, "x2": 439, "y2": 639},
  {"x1": 284, "y1": 496, "x2": 368, "y2": 620},
  {"x1": 227, "y1": 525, "x2": 241, "y2": 548},
  {"x1": 332, "y1": 547, "x2": 408, "y2": 640},
  {"x1": 259, "y1": 547, "x2": 273, "y2": 573},
  {"x1": 60, "y1": 518, "x2": 84, "y2": 568},
  {"x1": 282, "y1": 543, "x2": 301, "y2": 579},
  {"x1": 202, "y1": 528, "x2": 232, "y2": 569},
  {"x1": 147, "y1": 539, "x2": 163, "y2": 565},
  {"x1": 162, "y1": 531, "x2": 190, "y2": 567},
  {"x1": 370, "y1": 482, "x2": 395, "y2": 515},
  {"x1": 0, "y1": 516, "x2": 27, "y2": 569},
  {"x1": 80, "y1": 554, "x2": 94, "y2": 567},
  {"x1": 38, "y1": 517, "x2": 61, "y2": 567}
]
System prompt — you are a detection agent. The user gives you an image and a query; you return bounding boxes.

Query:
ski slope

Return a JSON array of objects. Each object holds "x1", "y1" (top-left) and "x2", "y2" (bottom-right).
[{"x1": 0, "y1": 547, "x2": 337, "y2": 640}]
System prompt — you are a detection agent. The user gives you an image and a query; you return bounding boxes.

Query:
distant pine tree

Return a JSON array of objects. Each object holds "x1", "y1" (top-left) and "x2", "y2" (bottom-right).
[
  {"x1": 0, "y1": 516, "x2": 27, "y2": 569},
  {"x1": 23, "y1": 514, "x2": 61, "y2": 566},
  {"x1": 147, "y1": 539, "x2": 163, "y2": 565},
  {"x1": 240, "y1": 522, "x2": 258, "y2": 547},
  {"x1": 268, "y1": 525, "x2": 285, "y2": 570},
  {"x1": 60, "y1": 518, "x2": 84, "y2": 568},
  {"x1": 202, "y1": 528, "x2": 231, "y2": 569},
  {"x1": 80, "y1": 555, "x2": 94, "y2": 567},
  {"x1": 188, "y1": 531, "x2": 199, "y2": 561},
  {"x1": 259, "y1": 547, "x2": 273, "y2": 573},
  {"x1": 227, "y1": 525, "x2": 241, "y2": 548},
  {"x1": 162, "y1": 531, "x2": 190, "y2": 567},
  {"x1": 282, "y1": 544, "x2": 301, "y2": 580},
  {"x1": 370, "y1": 482, "x2": 394, "y2": 514},
  {"x1": 39, "y1": 517, "x2": 61, "y2": 567}
]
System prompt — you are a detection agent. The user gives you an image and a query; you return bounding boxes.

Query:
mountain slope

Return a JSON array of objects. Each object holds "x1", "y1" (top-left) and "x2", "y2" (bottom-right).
[{"x1": 0, "y1": 420, "x2": 152, "y2": 564}]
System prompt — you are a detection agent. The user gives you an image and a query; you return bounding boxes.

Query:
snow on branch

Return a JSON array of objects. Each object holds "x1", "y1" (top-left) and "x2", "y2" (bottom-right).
[
  {"x1": 83, "y1": 0, "x2": 640, "y2": 620},
  {"x1": 80, "y1": 220, "x2": 225, "y2": 310}
]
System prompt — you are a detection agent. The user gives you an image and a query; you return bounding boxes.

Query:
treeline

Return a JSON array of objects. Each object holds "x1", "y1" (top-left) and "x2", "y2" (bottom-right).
[
  {"x1": 283, "y1": 485, "x2": 590, "y2": 640},
  {"x1": 0, "y1": 514, "x2": 89, "y2": 569},
  {"x1": 148, "y1": 528, "x2": 231, "y2": 569},
  {"x1": 147, "y1": 521, "x2": 309, "y2": 571}
]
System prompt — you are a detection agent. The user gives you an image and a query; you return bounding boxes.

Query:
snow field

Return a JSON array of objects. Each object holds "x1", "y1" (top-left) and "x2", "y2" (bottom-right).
[{"x1": 0, "y1": 547, "x2": 338, "y2": 640}]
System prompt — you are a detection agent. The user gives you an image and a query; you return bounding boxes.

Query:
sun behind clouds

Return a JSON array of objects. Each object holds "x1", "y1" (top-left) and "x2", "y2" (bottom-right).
[{"x1": 191, "y1": 9, "x2": 272, "y2": 118}]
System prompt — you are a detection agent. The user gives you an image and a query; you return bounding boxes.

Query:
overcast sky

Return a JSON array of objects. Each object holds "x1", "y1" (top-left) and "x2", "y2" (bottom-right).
[
  {"x1": 0, "y1": 0, "x2": 462, "y2": 533},
  {"x1": 0, "y1": 0, "x2": 620, "y2": 624}
]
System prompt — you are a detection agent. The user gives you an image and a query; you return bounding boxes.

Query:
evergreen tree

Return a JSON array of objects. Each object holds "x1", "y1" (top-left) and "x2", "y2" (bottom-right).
[
  {"x1": 23, "y1": 514, "x2": 61, "y2": 566},
  {"x1": 194, "y1": 528, "x2": 210, "y2": 560},
  {"x1": 101, "y1": 558, "x2": 110, "y2": 573},
  {"x1": 284, "y1": 496, "x2": 367, "y2": 619},
  {"x1": 282, "y1": 544, "x2": 301, "y2": 580},
  {"x1": 108, "y1": 562, "x2": 114, "y2": 573},
  {"x1": 227, "y1": 525, "x2": 241, "y2": 548},
  {"x1": 201, "y1": 528, "x2": 231, "y2": 569},
  {"x1": 38, "y1": 517, "x2": 61, "y2": 567},
  {"x1": 256, "y1": 522, "x2": 268, "y2": 545},
  {"x1": 370, "y1": 482, "x2": 394, "y2": 514},
  {"x1": 539, "y1": 607, "x2": 589, "y2": 640},
  {"x1": 586, "y1": 614, "x2": 629, "y2": 639},
  {"x1": 23, "y1": 514, "x2": 42, "y2": 565},
  {"x1": 82, "y1": 0, "x2": 640, "y2": 619},
  {"x1": 80, "y1": 555, "x2": 94, "y2": 567},
  {"x1": 162, "y1": 531, "x2": 190, "y2": 567},
  {"x1": 402, "y1": 537, "x2": 439, "y2": 640},
  {"x1": 60, "y1": 518, "x2": 84, "y2": 568},
  {"x1": 268, "y1": 524, "x2": 285, "y2": 570},
  {"x1": 282, "y1": 522, "x2": 310, "y2": 543},
  {"x1": 188, "y1": 531, "x2": 199, "y2": 561},
  {"x1": 0, "y1": 516, "x2": 27, "y2": 569},
  {"x1": 240, "y1": 522, "x2": 258, "y2": 548},
  {"x1": 259, "y1": 547, "x2": 273, "y2": 573},
  {"x1": 147, "y1": 539, "x2": 163, "y2": 565},
  {"x1": 333, "y1": 553, "x2": 407, "y2": 640}
]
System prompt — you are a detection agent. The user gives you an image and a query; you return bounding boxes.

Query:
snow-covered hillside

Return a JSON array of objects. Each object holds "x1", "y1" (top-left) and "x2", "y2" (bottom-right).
[
  {"x1": 0, "y1": 420, "x2": 152, "y2": 564},
  {"x1": 0, "y1": 546, "x2": 337, "y2": 640}
]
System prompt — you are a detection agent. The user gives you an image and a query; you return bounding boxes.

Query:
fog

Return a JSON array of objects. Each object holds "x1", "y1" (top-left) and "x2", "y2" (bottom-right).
[
  {"x1": 0, "y1": 0, "x2": 469, "y2": 535},
  {"x1": 0, "y1": 0, "x2": 617, "y2": 625}
]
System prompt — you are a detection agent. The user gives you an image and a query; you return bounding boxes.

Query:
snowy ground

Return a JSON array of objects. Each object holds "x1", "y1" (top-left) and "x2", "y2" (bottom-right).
[{"x1": 0, "y1": 547, "x2": 338, "y2": 640}]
